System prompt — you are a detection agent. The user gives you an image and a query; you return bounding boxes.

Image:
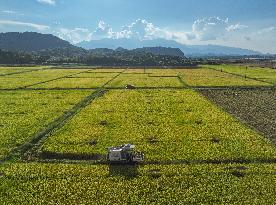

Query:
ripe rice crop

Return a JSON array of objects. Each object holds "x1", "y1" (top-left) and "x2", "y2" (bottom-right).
[
  {"x1": 41, "y1": 89, "x2": 275, "y2": 161},
  {"x1": 177, "y1": 68, "x2": 270, "y2": 86},
  {"x1": 0, "y1": 162, "x2": 275, "y2": 204},
  {"x1": 105, "y1": 74, "x2": 183, "y2": 87},
  {"x1": 31, "y1": 77, "x2": 113, "y2": 89},
  {"x1": 0, "y1": 90, "x2": 91, "y2": 159},
  {"x1": 204, "y1": 65, "x2": 276, "y2": 84}
]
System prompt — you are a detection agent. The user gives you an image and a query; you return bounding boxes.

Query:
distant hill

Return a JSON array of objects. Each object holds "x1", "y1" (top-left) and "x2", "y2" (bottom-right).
[
  {"x1": 0, "y1": 32, "x2": 72, "y2": 52},
  {"x1": 86, "y1": 47, "x2": 185, "y2": 58},
  {"x1": 133, "y1": 47, "x2": 185, "y2": 57},
  {"x1": 77, "y1": 38, "x2": 262, "y2": 57}
]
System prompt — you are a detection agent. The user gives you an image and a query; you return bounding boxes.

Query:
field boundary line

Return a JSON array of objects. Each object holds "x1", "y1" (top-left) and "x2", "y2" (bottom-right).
[
  {"x1": 205, "y1": 66, "x2": 275, "y2": 85},
  {"x1": 0, "y1": 67, "x2": 47, "y2": 77},
  {"x1": 0, "y1": 68, "x2": 127, "y2": 163},
  {"x1": 0, "y1": 89, "x2": 108, "y2": 163},
  {"x1": 1, "y1": 85, "x2": 275, "y2": 92},
  {"x1": 34, "y1": 156, "x2": 276, "y2": 165},
  {"x1": 193, "y1": 85, "x2": 276, "y2": 91},
  {"x1": 177, "y1": 74, "x2": 190, "y2": 87},
  {"x1": 102, "y1": 69, "x2": 127, "y2": 87},
  {"x1": 198, "y1": 90, "x2": 276, "y2": 145},
  {"x1": 20, "y1": 69, "x2": 95, "y2": 89}
]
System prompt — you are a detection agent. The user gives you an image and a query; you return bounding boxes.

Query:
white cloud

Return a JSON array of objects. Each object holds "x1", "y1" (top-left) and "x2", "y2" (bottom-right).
[
  {"x1": 192, "y1": 17, "x2": 229, "y2": 40},
  {"x1": 1, "y1": 10, "x2": 17, "y2": 14},
  {"x1": 187, "y1": 17, "x2": 249, "y2": 41},
  {"x1": 37, "y1": 0, "x2": 56, "y2": 6},
  {"x1": 257, "y1": 27, "x2": 276, "y2": 34},
  {"x1": 112, "y1": 19, "x2": 171, "y2": 40},
  {"x1": 87, "y1": 19, "x2": 170, "y2": 40},
  {"x1": 226, "y1": 23, "x2": 248, "y2": 31},
  {"x1": 121, "y1": 19, "x2": 160, "y2": 39},
  {"x1": 48, "y1": 17, "x2": 252, "y2": 47},
  {"x1": 92, "y1": 20, "x2": 114, "y2": 40},
  {"x1": 55, "y1": 27, "x2": 92, "y2": 44},
  {"x1": 0, "y1": 19, "x2": 49, "y2": 30},
  {"x1": 1, "y1": 10, "x2": 24, "y2": 16}
]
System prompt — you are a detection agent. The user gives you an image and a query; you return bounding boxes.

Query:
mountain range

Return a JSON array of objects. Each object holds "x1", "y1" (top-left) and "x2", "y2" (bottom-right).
[
  {"x1": 0, "y1": 32, "x2": 263, "y2": 57},
  {"x1": 77, "y1": 38, "x2": 262, "y2": 56},
  {"x1": 0, "y1": 32, "x2": 72, "y2": 52}
]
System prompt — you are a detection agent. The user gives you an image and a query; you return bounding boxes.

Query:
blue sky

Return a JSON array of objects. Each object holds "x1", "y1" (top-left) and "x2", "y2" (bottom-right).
[{"x1": 0, "y1": 0, "x2": 276, "y2": 53}]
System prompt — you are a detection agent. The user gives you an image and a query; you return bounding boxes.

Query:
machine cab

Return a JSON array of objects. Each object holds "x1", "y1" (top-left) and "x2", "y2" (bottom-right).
[{"x1": 107, "y1": 144, "x2": 144, "y2": 163}]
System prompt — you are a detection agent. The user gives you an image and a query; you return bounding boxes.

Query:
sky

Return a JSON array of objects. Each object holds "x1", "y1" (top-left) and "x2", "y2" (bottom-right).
[{"x1": 0, "y1": 0, "x2": 276, "y2": 53}]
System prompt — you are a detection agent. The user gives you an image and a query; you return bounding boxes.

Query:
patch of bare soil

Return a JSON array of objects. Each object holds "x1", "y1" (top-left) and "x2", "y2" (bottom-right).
[{"x1": 200, "y1": 89, "x2": 276, "y2": 143}]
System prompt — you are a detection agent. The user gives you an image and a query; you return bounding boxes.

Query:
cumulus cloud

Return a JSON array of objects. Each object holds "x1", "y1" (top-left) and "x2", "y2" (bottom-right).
[
  {"x1": 192, "y1": 17, "x2": 229, "y2": 40},
  {"x1": 189, "y1": 17, "x2": 249, "y2": 41},
  {"x1": 0, "y1": 19, "x2": 49, "y2": 30},
  {"x1": 50, "y1": 17, "x2": 250, "y2": 44},
  {"x1": 55, "y1": 27, "x2": 92, "y2": 44},
  {"x1": 37, "y1": 0, "x2": 56, "y2": 6},
  {"x1": 120, "y1": 19, "x2": 161, "y2": 39},
  {"x1": 92, "y1": 20, "x2": 114, "y2": 40},
  {"x1": 88, "y1": 19, "x2": 170, "y2": 40}
]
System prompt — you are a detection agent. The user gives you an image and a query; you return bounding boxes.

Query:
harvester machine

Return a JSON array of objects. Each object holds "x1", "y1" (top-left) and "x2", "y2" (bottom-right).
[{"x1": 107, "y1": 144, "x2": 144, "y2": 164}]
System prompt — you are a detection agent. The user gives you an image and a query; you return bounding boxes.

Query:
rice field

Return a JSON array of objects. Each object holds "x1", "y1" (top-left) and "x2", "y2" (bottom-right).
[{"x1": 0, "y1": 65, "x2": 275, "y2": 204}]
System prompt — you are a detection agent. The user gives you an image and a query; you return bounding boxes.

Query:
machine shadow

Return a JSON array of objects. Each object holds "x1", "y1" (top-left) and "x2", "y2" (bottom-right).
[{"x1": 108, "y1": 164, "x2": 139, "y2": 179}]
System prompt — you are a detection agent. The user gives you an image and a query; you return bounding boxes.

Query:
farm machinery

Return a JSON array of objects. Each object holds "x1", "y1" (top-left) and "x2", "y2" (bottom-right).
[{"x1": 107, "y1": 144, "x2": 144, "y2": 163}]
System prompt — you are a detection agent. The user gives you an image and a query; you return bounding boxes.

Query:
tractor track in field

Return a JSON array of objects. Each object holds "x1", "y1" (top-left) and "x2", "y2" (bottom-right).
[
  {"x1": 0, "y1": 69, "x2": 127, "y2": 163},
  {"x1": 205, "y1": 66, "x2": 275, "y2": 86},
  {"x1": 0, "y1": 85, "x2": 275, "y2": 91},
  {"x1": 34, "y1": 155, "x2": 276, "y2": 165},
  {"x1": 0, "y1": 89, "x2": 108, "y2": 163}
]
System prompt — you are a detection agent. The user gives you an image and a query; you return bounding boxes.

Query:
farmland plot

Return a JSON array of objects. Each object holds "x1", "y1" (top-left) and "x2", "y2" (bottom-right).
[
  {"x1": 31, "y1": 77, "x2": 113, "y2": 89},
  {"x1": 0, "y1": 69, "x2": 90, "y2": 89},
  {"x1": 0, "y1": 162, "x2": 275, "y2": 204},
  {"x1": 72, "y1": 72, "x2": 120, "y2": 78},
  {"x1": 146, "y1": 68, "x2": 178, "y2": 76},
  {"x1": 200, "y1": 89, "x2": 276, "y2": 143},
  {"x1": 87, "y1": 68, "x2": 125, "y2": 73},
  {"x1": 204, "y1": 64, "x2": 276, "y2": 84},
  {"x1": 11, "y1": 69, "x2": 89, "y2": 78},
  {"x1": 0, "y1": 67, "x2": 37, "y2": 75},
  {"x1": 105, "y1": 74, "x2": 183, "y2": 88},
  {"x1": 0, "y1": 66, "x2": 275, "y2": 204},
  {"x1": 41, "y1": 89, "x2": 275, "y2": 161},
  {"x1": 177, "y1": 68, "x2": 270, "y2": 87},
  {"x1": 0, "y1": 90, "x2": 91, "y2": 159}
]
